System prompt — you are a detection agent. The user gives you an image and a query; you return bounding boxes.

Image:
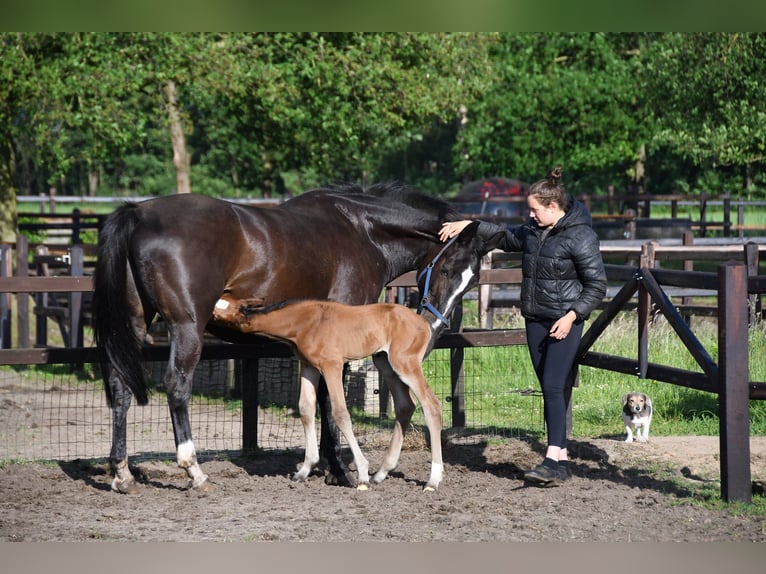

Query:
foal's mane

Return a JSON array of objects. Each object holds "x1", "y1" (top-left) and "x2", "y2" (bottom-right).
[{"x1": 240, "y1": 298, "x2": 329, "y2": 317}]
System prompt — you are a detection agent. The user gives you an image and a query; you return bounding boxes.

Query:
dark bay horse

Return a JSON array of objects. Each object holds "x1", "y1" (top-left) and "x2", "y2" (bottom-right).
[
  {"x1": 212, "y1": 295, "x2": 443, "y2": 491},
  {"x1": 93, "y1": 183, "x2": 486, "y2": 493}
]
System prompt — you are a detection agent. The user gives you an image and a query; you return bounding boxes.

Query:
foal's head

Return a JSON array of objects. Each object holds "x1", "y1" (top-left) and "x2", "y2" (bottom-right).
[
  {"x1": 416, "y1": 221, "x2": 485, "y2": 333},
  {"x1": 213, "y1": 295, "x2": 267, "y2": 329}
]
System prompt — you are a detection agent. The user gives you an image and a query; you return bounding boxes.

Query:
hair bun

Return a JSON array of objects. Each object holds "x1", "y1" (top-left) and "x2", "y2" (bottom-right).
[{"x1": 547, "y1": 166, "x2": 562, "y2": 183}]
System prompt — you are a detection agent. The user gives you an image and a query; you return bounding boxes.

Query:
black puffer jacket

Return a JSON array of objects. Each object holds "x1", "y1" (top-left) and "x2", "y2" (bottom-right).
[{"x1": 477, "y1": 198, "x2": 607, "y2": 322}]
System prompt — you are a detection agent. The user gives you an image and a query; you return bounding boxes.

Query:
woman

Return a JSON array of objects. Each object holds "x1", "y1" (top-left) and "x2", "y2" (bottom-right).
[{"x1": 440, "y1": 167, "x2": 607, "y2": 485}]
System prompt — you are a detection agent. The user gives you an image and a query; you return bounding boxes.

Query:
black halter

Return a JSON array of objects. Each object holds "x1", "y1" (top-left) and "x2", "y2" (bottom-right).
[{"x1": 416, "y1": 234, "x2": 459, "y2": 327}]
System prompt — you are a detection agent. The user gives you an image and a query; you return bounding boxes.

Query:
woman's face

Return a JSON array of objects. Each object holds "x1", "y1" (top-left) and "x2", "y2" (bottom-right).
[{"x1": 527, "y1": 195, "x2": 561, "y2": 228}]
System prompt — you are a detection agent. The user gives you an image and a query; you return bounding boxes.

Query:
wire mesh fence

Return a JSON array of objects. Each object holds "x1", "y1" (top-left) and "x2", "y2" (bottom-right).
[{"x1": 0, "y1": 347, "x2": 543, "y2": 463}]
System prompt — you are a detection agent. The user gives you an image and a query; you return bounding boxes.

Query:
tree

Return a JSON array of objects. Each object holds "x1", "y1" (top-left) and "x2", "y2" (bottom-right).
[
  {"x1": 454, "y1": 32, "x2": 647, "y2": 194},
  {"x1": 642, "y1": 33, "x2": 766, "y2": 194},
  {"x1": 192, "y1": 33, "x2": 493, "y2": 193}
]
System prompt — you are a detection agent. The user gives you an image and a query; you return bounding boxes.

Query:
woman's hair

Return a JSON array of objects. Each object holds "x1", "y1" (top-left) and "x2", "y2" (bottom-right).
[{"x1": 528, "y1": 166, "x2": 571, "y2": 211}]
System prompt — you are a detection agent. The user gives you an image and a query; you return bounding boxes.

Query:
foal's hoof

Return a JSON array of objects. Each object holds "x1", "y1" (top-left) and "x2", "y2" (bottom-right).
[
  {"x1": 356, "y1": 483, "x2": 369, "y2": 491},
  {"x1": 423, "y1": 486, "x2": 436, "y2": 492}
]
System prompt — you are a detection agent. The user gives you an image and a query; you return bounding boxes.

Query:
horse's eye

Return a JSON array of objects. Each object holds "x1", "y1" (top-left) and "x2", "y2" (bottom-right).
[{"x1": 440, "y1": 269, "x2": 449, "y2": 277}]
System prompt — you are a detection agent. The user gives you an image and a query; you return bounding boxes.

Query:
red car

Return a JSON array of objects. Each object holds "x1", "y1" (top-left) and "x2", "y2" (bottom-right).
[{"x1": 452, "y1": 177, "x2": 528, "y2": 219}]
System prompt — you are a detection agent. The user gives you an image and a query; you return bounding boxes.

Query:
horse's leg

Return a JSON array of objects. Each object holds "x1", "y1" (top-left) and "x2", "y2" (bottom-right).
[
  {"x1": 293, "y1": 365, "x2": 321, "y2": 482},
  {"x1": 108, "y1": 275, "x2": 145, "y2": 494},
  {"x1": 317, "y1": 374, "x2": 354, "y2": 487},
  {"x1": 108, "y1": 373, "x2": 138, "y2": 494},
  {"x1": 165, "y1": 323, "x2": 208, "y2": 489},
  {"x1": 370, "y1": 353, "x2": 415, "y2": 484},
  {"x1": 321, "y1": 363, "x2": 370, "y2": 490}
]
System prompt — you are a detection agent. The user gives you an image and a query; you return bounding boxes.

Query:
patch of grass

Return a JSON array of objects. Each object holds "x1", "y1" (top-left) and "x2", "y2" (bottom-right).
[{"x1": 455, "y1": 300, "x2": 766, "y2": 438}]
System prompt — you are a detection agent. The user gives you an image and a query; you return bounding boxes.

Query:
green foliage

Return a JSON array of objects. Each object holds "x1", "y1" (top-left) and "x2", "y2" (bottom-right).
[
  {"x1": 457, "y1": 33, "x2": 646, "y2": 193},
  {"x1": 3, "y1": 32, "x2": 766, "y2": 203},
  {"x1": 644, "y1": 34, "x2": 766, "y2": 169}
]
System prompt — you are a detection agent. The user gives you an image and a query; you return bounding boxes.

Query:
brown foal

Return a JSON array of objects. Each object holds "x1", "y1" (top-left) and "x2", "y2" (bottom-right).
[{"x1": 212, "y1": 295, "x2": 444, "y2": 491}]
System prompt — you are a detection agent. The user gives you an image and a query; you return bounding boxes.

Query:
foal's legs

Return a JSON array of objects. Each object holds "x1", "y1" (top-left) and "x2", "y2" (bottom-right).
[
  {"x1": 293, "y1": 365, "x2": 321, "y2": 482},
  {"x1": 406, "y1": 372, "x2": 444, "y2": 491},
  {"x1": 372, "y1": 353, "x2": 444, "y2": 490},
  {"x1": 165, "y1": 323, "x2": 208, "y2": 489},
  {"x1": 320, "y1": 363, "x2": 371, "y2": 489}
]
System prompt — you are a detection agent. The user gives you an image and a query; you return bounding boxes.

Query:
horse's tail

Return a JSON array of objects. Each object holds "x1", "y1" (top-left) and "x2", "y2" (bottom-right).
[{"x1": 93, "y1": 203, "x2": 149, "y2": 407}]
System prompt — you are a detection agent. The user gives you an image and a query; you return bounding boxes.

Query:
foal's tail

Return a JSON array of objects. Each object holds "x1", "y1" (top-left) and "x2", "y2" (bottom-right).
[{"x1": 93, "y1": 203, "x2": 149, "y2": 407}]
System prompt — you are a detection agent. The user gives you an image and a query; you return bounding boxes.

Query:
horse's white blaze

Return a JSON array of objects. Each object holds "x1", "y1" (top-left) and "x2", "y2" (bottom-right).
[
  {"x1": 215, "y1": 298, "x2": 230, "y2": 310},
  {"x1": 177, "y1": 440, "x2": 196, "y2": 467},
  {"x1": 429, "y1": 265, "x2": 476, "y2": 330}
]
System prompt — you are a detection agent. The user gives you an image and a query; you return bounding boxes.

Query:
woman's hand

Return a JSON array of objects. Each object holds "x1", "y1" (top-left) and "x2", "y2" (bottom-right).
[
  {"x1": 549, "y1": 311, "x2": 577, "y2": 340},
  {"x1": 439, "y1": 220, "x2": 473, "y2": 242}
]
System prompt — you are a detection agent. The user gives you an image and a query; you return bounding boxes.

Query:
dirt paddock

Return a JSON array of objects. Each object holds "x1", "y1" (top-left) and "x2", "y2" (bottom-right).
[{"x1": 1, "y1": 434, "x2": 765, "y2": 542}]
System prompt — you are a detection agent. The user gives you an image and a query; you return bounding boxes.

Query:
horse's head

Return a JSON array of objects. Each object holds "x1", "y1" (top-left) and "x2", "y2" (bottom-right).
[{"x1": 416, "y1": 221, "x2": 486, "y2": 338}]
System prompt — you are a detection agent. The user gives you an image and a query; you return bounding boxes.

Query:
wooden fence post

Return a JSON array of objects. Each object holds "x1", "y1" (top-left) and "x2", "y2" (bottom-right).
[
  {"x1": 15, "y1": 235, "x2": 29, "y2": 348},
  {"x1": 69, "y1": 246, "x2": 84, "y2": 348},
  {"x1": 479, "y1": 252, "x2": 492, "y2": 329},
  {"x1": 744, "y1": 242, "x2": 761, "y2": 324},
  {"x1": 240, "y1": 358, "x2": 260, "y2": 452},
  {"x1": 681, "y1": 231, "x2": 694, "y2": 326},
  {"x1": 72, "y1": 208, "x2": 82, "y2": 245},
  {"x1": 637, "y1": 242, "x2": 655, "y2": 378},
  {"x1": 34, "y1": 245, "x2": 49, "y2": 347},
  {"x1": 699, "y1": 191, "x2": 708, "y2": 237},
  {"x1": 0, "y1": 244, "x2": 11, "y2": 349},
  {"x1": 718, "y1": 261, "x2": 751, "y2": 503}
]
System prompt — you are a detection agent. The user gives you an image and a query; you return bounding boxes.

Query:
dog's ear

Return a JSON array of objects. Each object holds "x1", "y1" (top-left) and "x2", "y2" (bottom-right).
[
  {"x1": 621, "y1": 394, "x2": 628, "y2": 405},
  {"x1": 644, "y1": 395, "x2": 653, "y2": 407}
]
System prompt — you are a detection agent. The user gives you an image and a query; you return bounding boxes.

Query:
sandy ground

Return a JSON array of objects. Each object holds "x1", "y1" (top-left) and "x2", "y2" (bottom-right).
[{"x1": 1, "y1": 434, "x2": 764, "y2": 542}]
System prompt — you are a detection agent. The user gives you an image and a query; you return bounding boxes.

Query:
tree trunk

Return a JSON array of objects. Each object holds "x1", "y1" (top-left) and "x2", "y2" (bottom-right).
[
  {"x1": 0, "y1": 139, "x2": 16, "y2": 243},
  {"x1": 634, "y1": 143, "x2": 646, "y2": 196},
  {"x1": 164, "y1": 80, "x2": 191, "y2": 194},
  {"x1": 88, "y1": 167, "x2": 99, "y2": 197}
]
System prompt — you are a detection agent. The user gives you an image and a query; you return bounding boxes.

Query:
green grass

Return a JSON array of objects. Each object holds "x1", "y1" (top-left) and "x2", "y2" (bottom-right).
[{"x1": 440, "y1": 301, "x2": 766, "y2": 438}]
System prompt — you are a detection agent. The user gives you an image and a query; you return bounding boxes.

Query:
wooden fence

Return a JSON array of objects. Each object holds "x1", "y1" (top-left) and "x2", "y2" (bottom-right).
[
  {"x1": 2, "y1": 232, "x2": 766, "y2": 503},
  {"x1": 450, "y1": 191, "x2": 766, "y2": 239}
]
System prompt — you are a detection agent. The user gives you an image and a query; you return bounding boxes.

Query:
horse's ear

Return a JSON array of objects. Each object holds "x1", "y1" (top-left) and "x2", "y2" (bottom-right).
[{"x1": 456, "y1": 220, "x2": 481, "y2": 242}]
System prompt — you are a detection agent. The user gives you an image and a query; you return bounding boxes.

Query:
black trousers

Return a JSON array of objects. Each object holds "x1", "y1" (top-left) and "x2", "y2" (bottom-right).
[{"x1": 525, "y1": 318, "x2": 584, "y2": 450}]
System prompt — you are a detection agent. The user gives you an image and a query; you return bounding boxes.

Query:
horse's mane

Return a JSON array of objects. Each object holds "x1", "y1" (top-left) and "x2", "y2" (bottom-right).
[{"x1": 323, "y1": 181, "x2": 462, "y2": 223}]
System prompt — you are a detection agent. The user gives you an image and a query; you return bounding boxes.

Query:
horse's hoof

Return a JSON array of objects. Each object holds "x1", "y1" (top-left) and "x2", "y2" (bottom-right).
[
  {"x1": 111, "y1": 478, "x2": 140, "y2": 495},
  {"x1": 423, "y1": 485, "x2": 436, "y2": 492},
  {"x1": 324, "y1": 471, "x2": 354, "y2": 488},
  {"x1": 188, "y1": 474, "x2": 209, "y2": 490},
  {"x1": 356, "y1": 483, "x2": 369, "y2": 491}
]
